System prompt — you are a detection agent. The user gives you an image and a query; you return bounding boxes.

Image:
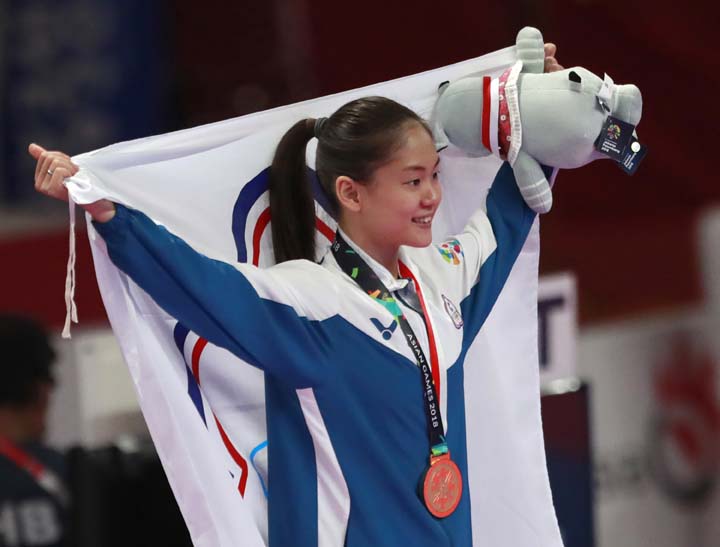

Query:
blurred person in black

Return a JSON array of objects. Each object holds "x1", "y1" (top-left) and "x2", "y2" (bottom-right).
[{"x1": 0, "y1": 315, "x2": 68, "y2": 547}]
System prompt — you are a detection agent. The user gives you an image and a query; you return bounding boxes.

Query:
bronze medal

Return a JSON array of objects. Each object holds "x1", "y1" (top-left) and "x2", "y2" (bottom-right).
[{"x1": 421, "y1": 453, "x2": 463, "y2": 518}]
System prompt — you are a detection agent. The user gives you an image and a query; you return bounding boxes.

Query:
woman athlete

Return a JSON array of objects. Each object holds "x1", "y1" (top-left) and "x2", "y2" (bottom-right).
[{"x1": 29, "y1": 45, "x2": 563, "y2": 547}]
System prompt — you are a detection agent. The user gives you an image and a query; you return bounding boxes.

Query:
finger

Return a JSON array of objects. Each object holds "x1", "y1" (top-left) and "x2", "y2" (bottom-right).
[
  {"x1": 35, "y1": 150, "x2": 48, "y2": 183},
  {"x1": 28, "y1": 143, "x2": 46, "y2": 161},
  {"x1": 544, "y1": 57, "x2": 564, "y2": 73},
  {"x1": 52, "y1": 156, "x2": 78, "y2": 177},
  {"x1": 38, "y1": 153, "x2": 73, "y2": 183},
  {"x1": 47, "y1": 150, "x2": 79, "y2": 175},
  {"x1": 38, "y1": 154, "x2": 58, "y2": 185},
  {"x1": 544, "y1": 43, "x2": 557, "y2": 58},
  {"x1": 46, "y1": 166, "x2": 70, "y2": 201},
  {"x1": 32, "y1": 148, "x2": 75, "y2": 183},
  {"x1": 544, "y1": 56, "x2": 557, "y2": 68},
  {"x1": 37, "y1": 156, "x2": 54, "y2": 192},
  {"x1": 40, "y1": 157, "x2": 69, "y2": 192},
  {"x1": 50, "y1": 150, "x2": 75, "y2": 165}
]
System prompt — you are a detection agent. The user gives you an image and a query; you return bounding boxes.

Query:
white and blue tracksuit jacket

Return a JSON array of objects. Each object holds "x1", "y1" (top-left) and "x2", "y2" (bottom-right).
[{"x1": 93, "y1": 162, "x2": 537, "y2": 546}]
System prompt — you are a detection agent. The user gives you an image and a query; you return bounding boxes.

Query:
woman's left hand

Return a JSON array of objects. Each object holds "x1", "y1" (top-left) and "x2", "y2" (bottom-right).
[{"x1": 543, "y1": 43, "x2": 564, "y2": 73}]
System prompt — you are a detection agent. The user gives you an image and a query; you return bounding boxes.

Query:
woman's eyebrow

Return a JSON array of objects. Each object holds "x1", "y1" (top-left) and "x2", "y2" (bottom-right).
[{"x1": 402, "y1": 157, "x2": 441, "y2": 172}]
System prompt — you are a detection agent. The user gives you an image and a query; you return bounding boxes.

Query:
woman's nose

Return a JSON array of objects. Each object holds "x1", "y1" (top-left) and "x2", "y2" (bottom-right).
[{"x1": 423, "y1": 181, "x2": 440, "y2": 205}]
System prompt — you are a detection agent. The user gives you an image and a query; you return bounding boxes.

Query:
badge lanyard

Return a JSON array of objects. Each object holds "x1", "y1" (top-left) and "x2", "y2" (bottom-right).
[
  {"x1": 0, "y1": 436, "x2": 69, "y2": 506},
  {"x1": 331, "y1": 232, "x2": 462, "y2": 518}
]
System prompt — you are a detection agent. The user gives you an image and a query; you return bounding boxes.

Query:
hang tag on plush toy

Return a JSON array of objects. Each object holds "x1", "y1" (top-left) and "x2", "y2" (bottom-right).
[
  {"x1": 617, "y1": 137, "x2": 647, "y2": 175},
  {"x1": 594, "y1": 115, "x2": 635, "y2": 160}
]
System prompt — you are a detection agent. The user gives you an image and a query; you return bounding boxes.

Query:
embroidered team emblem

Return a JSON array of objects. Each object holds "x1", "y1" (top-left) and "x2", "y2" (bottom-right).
[
  {"x1": 438, "y1": 238, "x2": 464, "y2": 265},
  {"x1": 442, "y1": 295, "x2": 463, "y2": 329}
]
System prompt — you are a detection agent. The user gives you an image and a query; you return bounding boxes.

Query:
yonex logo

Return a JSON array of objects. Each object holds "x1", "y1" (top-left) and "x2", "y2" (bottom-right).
[{"x1": 371, "y1": 318, "x2": 397, "y2": 340}]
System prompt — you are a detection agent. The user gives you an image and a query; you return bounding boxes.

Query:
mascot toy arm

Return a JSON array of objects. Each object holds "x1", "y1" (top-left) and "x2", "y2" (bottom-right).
[{"x1": 434, "y1": 27, "x2": 644, "y2": 213}]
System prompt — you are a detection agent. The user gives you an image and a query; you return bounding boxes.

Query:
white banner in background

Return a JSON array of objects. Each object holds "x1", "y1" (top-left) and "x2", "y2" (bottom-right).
[
  {"x1": 538, "y1": 273, "x2": 578, "y2": 385},
  {"x1": 66, "y1": 46, "x2": 563, "y2": 547}
]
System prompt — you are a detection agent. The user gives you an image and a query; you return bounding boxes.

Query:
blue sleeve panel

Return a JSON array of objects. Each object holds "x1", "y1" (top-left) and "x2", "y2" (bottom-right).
[
  {"x1": 93, "y1": 205, "x2": 328, "y2": 388},
  {"x1": 264, "y1": 376, "x2": 319, "y2": 546},
  {"x1": 459, "y1": 163, "x2": 551, "y2": 349}
]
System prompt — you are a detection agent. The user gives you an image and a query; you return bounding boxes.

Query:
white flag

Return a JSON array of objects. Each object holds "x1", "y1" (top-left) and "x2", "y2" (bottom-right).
[{"x1": 65, "y1": 45, "x2": 563, "y2": 547}]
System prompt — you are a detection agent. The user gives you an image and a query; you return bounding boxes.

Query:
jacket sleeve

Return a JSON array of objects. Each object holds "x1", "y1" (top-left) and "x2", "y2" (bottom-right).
[
  {"x1": 93, "y1": 204, "x2": 336, "y2": 388},
  {"x1": 413, "y1": 162, "x2": 546, "y2": 342}
]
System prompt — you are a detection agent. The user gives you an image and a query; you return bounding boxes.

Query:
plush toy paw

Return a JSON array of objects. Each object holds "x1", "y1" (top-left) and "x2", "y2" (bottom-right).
[{"x1": 515, "y1": 27, "x2": 545, "y2": 74}]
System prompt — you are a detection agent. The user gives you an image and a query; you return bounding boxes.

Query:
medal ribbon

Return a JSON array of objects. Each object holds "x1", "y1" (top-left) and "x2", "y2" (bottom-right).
[{"x1": 331, "y1": 232, "x2": 448, "y2": 457}]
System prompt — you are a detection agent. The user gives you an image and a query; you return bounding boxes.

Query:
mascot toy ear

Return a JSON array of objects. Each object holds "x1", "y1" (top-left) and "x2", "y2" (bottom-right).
[
  {"x1": 433, "y1": 26, "x2": 644, "y2": 214},
  {"x1": 431, "y1": 81, "x2": 451, "y2": 152}
]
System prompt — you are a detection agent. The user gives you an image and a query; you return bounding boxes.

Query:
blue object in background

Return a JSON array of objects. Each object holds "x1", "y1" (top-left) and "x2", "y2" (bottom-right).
[
  {"x1": 1, "y1": 0, "x2": 175, "y2": 202},
  {"x1": 541, "y1": 383, "x2": 596, "y2": 547}
]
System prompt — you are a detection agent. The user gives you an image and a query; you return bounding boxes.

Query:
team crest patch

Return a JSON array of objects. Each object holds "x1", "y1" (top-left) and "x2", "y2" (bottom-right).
[
  {"x1": 438, "y1": 238, "x2": 464, "y2": 265},
  {"x1": 442, "y1": 295, "x2": 464, "y2": 329}
]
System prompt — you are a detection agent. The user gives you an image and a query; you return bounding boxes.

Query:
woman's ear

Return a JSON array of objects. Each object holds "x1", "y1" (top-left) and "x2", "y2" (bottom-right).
[{"x1": 335, "y1": 175, "x2": 362, "y2": 213}]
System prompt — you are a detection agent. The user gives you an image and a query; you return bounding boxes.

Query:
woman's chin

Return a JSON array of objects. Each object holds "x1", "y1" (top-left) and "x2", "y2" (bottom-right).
[{"x1": 403, "y1": 230, "x2": 434, "y2": 248}]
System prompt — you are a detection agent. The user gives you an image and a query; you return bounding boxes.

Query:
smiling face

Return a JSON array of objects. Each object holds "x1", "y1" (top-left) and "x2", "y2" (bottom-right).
[
  {"x1": 361, "y1": 123, "x2": 442, "y2": 248},
  {"x1": 335, "y1": 122, "x2": 441, "y2": 270}
]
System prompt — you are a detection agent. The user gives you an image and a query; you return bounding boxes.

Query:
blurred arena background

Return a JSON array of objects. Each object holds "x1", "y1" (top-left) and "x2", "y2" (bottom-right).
[{"x1": 1, "y1": 1, "x2": 717, "y2": 546}]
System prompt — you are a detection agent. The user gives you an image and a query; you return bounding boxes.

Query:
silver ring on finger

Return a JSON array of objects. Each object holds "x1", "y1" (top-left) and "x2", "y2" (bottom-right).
[{"x1": 47, "y1": 168, "x2": 54, "y2": 176}]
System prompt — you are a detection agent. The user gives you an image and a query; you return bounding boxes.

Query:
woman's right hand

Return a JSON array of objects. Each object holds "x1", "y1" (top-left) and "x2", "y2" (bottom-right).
[{"x1": 29, "y1": 143, "x2": 116, "y2": 223}]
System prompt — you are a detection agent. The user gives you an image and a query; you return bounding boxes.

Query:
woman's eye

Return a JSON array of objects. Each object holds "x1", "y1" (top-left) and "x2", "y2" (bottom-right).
[
  {"x1": 432, "y1": 171, "x2": 440, "y2": 180},
  {"x1": 406, "y1": 179, "x2": 421, "y2": 186}
]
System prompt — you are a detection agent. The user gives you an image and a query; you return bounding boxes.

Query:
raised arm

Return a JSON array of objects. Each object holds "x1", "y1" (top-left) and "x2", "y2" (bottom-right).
[
  {"x1": 456, "y1": 162, "x2": 550, "y2": 339},
  {"x1": 412, "y1": 162, "x2": 548, "y2": 343}
]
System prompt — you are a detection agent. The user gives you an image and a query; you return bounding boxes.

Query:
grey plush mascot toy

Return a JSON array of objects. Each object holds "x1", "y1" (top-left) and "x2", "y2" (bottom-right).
[{"x1": 434, "y1": 27, "x2": 644, "y2": 213}]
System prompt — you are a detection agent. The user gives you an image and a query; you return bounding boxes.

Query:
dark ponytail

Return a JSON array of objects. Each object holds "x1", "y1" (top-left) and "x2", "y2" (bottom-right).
[
  {"x1": 268, "y1": 118, "x2": 316, "y2": 264},
  {"x1": 269, "y1": 96, "x2": 431, "y2": 263}
]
